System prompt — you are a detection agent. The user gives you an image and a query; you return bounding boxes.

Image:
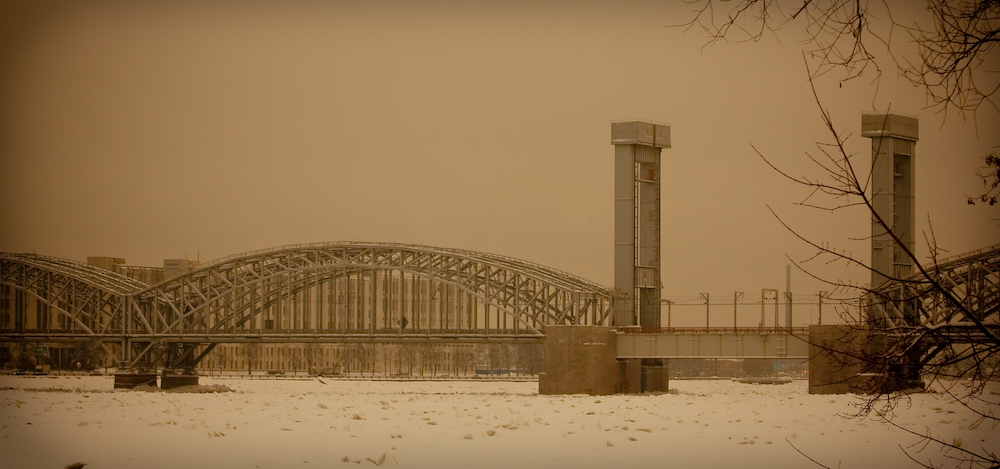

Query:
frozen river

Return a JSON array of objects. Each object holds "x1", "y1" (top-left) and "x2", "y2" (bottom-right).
[{"x1": 0, "y1": 375, "x2": 993, "y2": 468}]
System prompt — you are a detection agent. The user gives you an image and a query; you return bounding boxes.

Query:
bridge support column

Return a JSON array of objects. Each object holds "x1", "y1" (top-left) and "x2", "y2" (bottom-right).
[
  {"x1": 620, "y1": 358, "x2": 641, "y2": 394},
  {"x1": 640, "y1": 359, "x2": 669, "y2": 393},
  {"x1": 619, "y1": 358, "x2": 668, "y2": 393}
]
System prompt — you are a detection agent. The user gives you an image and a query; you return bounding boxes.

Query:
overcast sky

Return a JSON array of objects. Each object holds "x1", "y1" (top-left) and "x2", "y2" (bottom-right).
[{"x1": 2, "y1": 1, "x2": 997, "y2": 311}]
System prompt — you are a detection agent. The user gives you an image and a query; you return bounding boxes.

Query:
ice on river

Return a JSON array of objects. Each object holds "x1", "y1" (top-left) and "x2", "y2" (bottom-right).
[{"x1": 0, "y1": 375, "x2": 994, "y2": 468}]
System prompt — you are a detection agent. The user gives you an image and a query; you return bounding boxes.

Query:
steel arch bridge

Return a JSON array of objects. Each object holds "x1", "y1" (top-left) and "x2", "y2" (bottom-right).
[
  {"x1": 1, "y1": 242, "x2": 615, "y2": 368},
  {"x1": 867, "y1": 244, "x2": 1000, "y2": 362}
]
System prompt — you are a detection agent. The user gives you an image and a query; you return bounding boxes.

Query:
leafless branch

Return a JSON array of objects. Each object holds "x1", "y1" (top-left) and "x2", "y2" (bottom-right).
[
  {"x1": 754, "y1": 46, "x2": 1000, "y2": 469},
  {"x1": 786, "y1": 437, "x2": 836, "y2": 468},
  {"x1": 905, "y1": 0, "x2": 1000, "y2": 115}
]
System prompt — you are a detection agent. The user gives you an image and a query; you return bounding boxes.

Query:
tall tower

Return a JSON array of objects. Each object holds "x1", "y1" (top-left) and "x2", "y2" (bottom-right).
[
  {"x1": 861, "y1": 113, "x2": 924, "y2": 389},
  {"x1": 611, "y1": 121, "x2": 670, "y2": 328},
  {"x1": 861, "y1": 113, "x2": 918, "y2": 290}
]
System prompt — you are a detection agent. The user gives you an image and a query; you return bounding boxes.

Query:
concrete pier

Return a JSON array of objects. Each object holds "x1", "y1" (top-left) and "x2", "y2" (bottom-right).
[
  {"x1": 160, "y1": 372, "x2": 199, "y2": 389},
  {"x1": 539, "y1": 326, "x2": 669, "y2": 395},
  {"x1": 113, "y1": 372, "x2": 157, "y2": 389},
  {"x1": 540, "y1": 326, "x2": 621, "y2": 395}
]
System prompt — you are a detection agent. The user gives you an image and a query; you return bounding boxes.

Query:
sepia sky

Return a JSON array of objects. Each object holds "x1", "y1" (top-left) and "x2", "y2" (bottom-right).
[{"x1": 1, "y1": 0, "x2": 997, "y2": 304}]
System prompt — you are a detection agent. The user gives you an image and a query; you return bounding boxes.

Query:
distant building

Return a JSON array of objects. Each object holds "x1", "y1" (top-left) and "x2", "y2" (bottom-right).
[
  {"x1": 163, "y1": 258, "x2": 201, "y2": 279},
  {"x1": 88, "y1": 256, "x2": 164, "y2": 284},
  {"x1": 86, "y1": 256, "x2": 126, "y2": 271},
  {"x1": 85, "y1": 256, "x2": 203, "y2": 283}
]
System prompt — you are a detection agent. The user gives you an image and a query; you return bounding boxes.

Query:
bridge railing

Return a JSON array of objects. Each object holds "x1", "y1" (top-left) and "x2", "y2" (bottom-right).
[{"x1": 936, "y1": 243, "x2": 1000, "y2": 264}]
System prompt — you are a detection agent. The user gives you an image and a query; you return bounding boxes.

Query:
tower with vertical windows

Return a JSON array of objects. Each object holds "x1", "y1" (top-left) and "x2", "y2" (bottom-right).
[
  {"x1": 861, "y1": 113, "x2": 918, "y2": 290},
  {"x1": 861, "y1": 113, "x2": 924, "y2": 390},
  {"x1": 611, "y1": 121, "x2": 670, "y2": 328}
]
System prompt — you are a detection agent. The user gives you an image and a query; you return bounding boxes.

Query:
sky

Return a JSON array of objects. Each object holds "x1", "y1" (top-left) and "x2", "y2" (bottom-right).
[{"x1": 1, "y1": 0, "x2": 998, "y2": 315}]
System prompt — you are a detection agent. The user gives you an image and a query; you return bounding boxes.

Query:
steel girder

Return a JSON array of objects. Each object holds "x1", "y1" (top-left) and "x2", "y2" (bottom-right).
[
  {"x1": 0, "y1": 253, "x2": 148, "y2": 336},
  {"x1": 2, "y1": 244, "x2": 615, "y2": 368},
  {"x1": 133, "y1": 242, "x2": 614, "y2": 341},
  {"x1": 0, "y1": 253, "x2": 151, "y2": 364},
  {"x1": 867, "y1": 244, "x2": 1000, "y2": 361}
]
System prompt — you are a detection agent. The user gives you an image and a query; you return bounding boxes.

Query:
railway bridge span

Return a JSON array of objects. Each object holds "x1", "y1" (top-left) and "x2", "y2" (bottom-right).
[{"x1": 1, "y1": 242, "x2": 614, "y2": 370}]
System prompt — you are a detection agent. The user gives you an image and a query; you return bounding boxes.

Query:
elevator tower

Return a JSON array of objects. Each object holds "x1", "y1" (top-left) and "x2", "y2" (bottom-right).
[
  {"x1": 611, "y1": 121, "x2": 670, "y2": 328},
  {"x1": 861, "y1": 113, "x2": 918, "y2": 290},
  {"x1": 861, "y1": 113, "x2": 923, "y2": 389}
]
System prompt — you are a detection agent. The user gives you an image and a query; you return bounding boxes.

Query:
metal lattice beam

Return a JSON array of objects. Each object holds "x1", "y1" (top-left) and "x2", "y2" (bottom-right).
[
  {"x1": 868, "y1": 244, "x2": 1000, "y2": 344},
  {"x1": 1, "y1": 243, "x2": 615, "y2": 365},
  {"x1": 1, "y1": 253, "x2": 147, "y2": 336},
  {"x1": 134, "y1": 242, "x2": 614, "y2": 341}
]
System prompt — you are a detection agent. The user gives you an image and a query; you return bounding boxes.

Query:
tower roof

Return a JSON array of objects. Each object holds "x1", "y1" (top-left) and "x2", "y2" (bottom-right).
[
  {"x1": 611, "y1": 121, "x2": 671, "y2": 148},
  {"x1": 861, "y1": 114, "x2": 918, "y2": 141}
]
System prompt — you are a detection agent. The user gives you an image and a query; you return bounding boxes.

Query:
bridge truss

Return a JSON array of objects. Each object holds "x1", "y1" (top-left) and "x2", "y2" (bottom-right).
[
  {"x1": 1, "y1": 243, "x2": 615, "y2": 369},
  {"x1": 6, "y1": 242, "x2": 995, "y2": 372},
  {"x1": 867, "y1": 244, "x2": 1000, "y2": 366}
]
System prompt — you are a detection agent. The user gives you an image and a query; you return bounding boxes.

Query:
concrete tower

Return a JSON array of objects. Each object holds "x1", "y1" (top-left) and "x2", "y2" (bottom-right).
[
  {"x1": 860, "y1": 113, "x2": 924, "y2": 390},
  {"x1": 611, "y1": 122, "x2": 670, "y2": 328},
  {"x1": 861, "y1": 113, "x2": 918, "y2": 290}
]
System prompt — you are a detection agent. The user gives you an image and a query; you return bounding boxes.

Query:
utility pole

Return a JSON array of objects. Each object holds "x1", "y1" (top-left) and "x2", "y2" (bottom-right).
[
  {"x1": 662, "y1": 299, "x2": 673, "y2": 331},
  {"x1": 818, "y1": 291, "x2": 827, "y2": 325},
  {"x1": 701, "y1": 293, "x2": 710, "y2": 328},
  {"x1": 761, "y1": 289, "x2": 778, "y2": 332},
  {"x1": 734, "y1": 292, "x2": 743, "y2": 332},
  {"x1": 785, "y1": 265, "x2": 792, "y2": 329}
]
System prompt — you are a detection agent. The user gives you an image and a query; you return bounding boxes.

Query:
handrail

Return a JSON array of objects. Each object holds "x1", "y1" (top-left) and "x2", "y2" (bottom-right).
[{"x1": 936, "y1": 243, "x2": 1000, "y2": 265}]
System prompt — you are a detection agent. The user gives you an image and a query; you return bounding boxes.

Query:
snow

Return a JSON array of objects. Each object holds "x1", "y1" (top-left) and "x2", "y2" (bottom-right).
[{"x1": 1, "y1": 376, "x2": 994, "y2": 468}]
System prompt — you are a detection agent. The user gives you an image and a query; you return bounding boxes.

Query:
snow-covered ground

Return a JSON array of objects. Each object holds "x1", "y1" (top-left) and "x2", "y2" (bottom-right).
[{"x1": 1, "y1": 375, "x2": 994, "y2": 468}]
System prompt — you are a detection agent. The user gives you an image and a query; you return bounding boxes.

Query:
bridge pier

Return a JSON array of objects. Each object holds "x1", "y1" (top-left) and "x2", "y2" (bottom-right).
[
  {"x1": 113, "y1": 371, "x2": 158, "y2": 389},
  {"x1": 807, "y1": 325, "x2": 924, "y2": 394},
  {"x1": 113, "y1": 370, "x2": 200, "y2": 389},
  {"x1": 807, "y1": 325, "x2": 871, "y2": 394},
  {"x1": 640, "y1": 359, "x2": 669, "y2": 393},
  {"x1": 539, "y1": 326, "x2": 669, "y2": 395},
  {"x1": 160, "y1": 370, "x2": 199, "y2": 389},
  {"x1": 540, "y1": 326, "x2": 620, "y2": 395}
]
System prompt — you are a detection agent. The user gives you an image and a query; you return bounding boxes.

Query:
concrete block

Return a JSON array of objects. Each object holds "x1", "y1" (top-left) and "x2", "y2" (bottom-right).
[
  {"x1": 621, "y1": 358, "x2": 641, "y2": 394},
  {"x1": 160, "y1": 373, "x2": 199, "y2": 389},
  {"x1": 113, "y1": 372, "x2": 157, "y2": 389},
  {"x1": 640, "y1": 362, "x2": 669, "y2": 393},
  {"x1": 808, "y1": 324, "x2": 926, "y2": 394},
  {"x1": 540, "y1": 326, "x2": 620, "y2": 395},
  {"x1": 808, "y1": 325, "x2": 874, "y2": 394}
]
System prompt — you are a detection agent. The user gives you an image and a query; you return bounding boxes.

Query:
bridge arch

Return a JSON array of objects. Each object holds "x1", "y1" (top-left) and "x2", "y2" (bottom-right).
[
  {"x1": 0, "y1": 253, "x2": 145, "y2": 336},
  {"x1": 869, "y1": 243, "x2": 1000, "y2": 334},
  {"x1": 136, "y1": 242, "x2": 615, "y2": 340}
]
